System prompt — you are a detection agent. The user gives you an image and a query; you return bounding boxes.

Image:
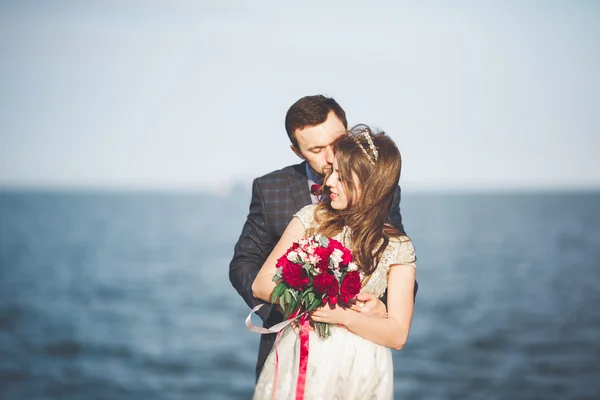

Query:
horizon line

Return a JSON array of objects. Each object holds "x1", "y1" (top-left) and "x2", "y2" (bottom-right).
[{"x1": 1, "y1": 183, "x2": 599, "y2": 196}]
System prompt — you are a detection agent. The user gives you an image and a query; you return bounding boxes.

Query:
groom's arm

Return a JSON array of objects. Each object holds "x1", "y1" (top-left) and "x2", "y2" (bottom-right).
[
  {"x1": 229, "y1": 179, "x2": 276, "y2": 322},
  {"x1": 388, "y1": 185, "x2": 405, "y2": 234}
]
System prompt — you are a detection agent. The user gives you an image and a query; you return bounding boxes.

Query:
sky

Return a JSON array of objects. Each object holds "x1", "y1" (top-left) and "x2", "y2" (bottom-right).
[{"x1": 1, "y1": 0, "x2": 599, "y2": 192}]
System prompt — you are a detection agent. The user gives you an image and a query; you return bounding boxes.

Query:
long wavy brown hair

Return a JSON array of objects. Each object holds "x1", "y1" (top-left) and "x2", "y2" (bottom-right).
[{"x1": 310, "y1": 124, "x2": 405, "y2": 276}]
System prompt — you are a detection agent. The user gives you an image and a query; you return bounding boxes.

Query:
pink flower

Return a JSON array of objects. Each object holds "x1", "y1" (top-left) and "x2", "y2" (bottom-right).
[
  {"x1": 327, "y1": 239, "x2": 352, "y2": 265},
  {"x1": 313, "y1": 246, "x2": 331, "y2": 270}
]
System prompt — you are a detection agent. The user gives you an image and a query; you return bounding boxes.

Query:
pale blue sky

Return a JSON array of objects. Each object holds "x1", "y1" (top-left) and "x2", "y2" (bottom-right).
[{"x1": 1, "y1": 1, "x2": 599, "y2": 192}]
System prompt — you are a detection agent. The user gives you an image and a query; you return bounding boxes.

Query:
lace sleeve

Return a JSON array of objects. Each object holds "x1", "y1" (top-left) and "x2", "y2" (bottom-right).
[
  {"x1": 392, "y1": 237, "x2": 416, "y2": 268},
  {"x1": 293, "y1": 204, "x2": 317, "y2": 230}
]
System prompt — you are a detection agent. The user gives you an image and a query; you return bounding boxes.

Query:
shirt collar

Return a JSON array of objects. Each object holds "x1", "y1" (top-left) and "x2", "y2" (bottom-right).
[{"x1": 305, "y1": 163, "x2": 322, "y2": 185}]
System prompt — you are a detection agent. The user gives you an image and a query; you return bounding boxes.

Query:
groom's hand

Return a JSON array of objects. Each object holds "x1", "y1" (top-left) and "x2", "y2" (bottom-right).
[{"x1": 349, "y1": 292, "x2": 387, "y2": 318}]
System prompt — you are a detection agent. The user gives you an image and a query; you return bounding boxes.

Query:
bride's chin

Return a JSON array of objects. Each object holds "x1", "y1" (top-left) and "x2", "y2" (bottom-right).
[{"x1": 330, "y1": 201, "x2": 345, "y2": 211}]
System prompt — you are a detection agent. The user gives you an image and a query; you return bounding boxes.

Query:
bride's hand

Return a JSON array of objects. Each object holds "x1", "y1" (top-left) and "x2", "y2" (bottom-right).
[
  {"x1": 310, "y1": 303, "x2": 354, "y2": 326},
  {"x1": 348, "y1": 292, "x2": 387, "y2": 318}
]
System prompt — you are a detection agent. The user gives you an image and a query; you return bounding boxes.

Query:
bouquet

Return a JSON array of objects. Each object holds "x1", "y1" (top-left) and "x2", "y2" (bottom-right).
[{"x1": 271, "y1": 233, "x2": 362, "y2": 337}]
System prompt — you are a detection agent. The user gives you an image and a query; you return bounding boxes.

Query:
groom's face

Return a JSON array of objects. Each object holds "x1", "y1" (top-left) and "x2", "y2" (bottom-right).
[{"x1": 291, "y1": 111, "x2": 346, "y2": 178}]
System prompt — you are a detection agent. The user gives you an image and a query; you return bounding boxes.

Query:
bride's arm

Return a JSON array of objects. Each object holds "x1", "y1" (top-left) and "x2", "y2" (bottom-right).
[
  {"x1": 311, "y1": 263, "x2": 415, "y2": 350},
  {"x1": 251, "y1": 217, "x2": 306, "y2": 303}
]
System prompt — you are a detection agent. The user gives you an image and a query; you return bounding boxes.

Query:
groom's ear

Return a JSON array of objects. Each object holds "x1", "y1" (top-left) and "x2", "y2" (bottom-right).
[{"x1": 290, "y1": 145, "x2": 304, "y2": 160}]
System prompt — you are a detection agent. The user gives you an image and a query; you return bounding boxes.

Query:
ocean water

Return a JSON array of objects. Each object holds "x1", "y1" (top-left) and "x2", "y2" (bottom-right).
[{"x1": 0, "y1": 189, "x2": 599, "y2": 400}]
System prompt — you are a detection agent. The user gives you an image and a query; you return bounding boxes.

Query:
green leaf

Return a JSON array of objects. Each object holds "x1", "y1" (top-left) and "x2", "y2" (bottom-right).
[
  {"x1": 307, "y1": 296, "x2": 321, "y2": 311},
  {"x1": 278, "y1": 282, "x2": 288, "y2": 297},
  {"x1": 288, "y1": 298, "x2": 298, "y2": 318},
  {"x1": 270, "y1": 282, "x2": 286, "y2": 303},
  {"x1": 318, "y1": 235, "x2": 329, "y2": 248},
  {"x1": 310, "y1": 295, "x2": 322, "y2": 310},
  {"x1": 272, "y1": 283, "x2": 282, "y2": 297},
  {"x1": 302, "y1": 263, "x2": 312, "y2": 272},
  {"x1": 280, "y1": 290, "x2": 287, "y2": 311}
]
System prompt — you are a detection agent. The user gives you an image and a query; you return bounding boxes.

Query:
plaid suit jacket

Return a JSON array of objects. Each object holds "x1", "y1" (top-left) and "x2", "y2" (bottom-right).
[{"x1": 229, "y1": 161, "x2": 407, "y2": 380}]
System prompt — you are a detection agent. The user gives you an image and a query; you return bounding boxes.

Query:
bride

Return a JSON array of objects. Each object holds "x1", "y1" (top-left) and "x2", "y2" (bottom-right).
[{"x1": 251, "y1": 125, "x2": 417, "y2": 399}]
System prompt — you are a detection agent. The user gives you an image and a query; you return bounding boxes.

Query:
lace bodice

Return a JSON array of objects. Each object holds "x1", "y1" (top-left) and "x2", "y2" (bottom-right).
[{"x1": 294, "y1": 204, "x2": 416, "y2": 299}]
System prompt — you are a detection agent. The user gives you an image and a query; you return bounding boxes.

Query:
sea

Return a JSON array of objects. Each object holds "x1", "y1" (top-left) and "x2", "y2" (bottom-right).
[{"x1": 0, "y1": 189, "x2": 599, "y2": 400}]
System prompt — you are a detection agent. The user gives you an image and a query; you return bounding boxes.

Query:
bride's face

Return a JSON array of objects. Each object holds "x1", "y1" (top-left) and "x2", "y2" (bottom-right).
[{"x1": 325, "y1": 157, "x2": 360, "y2": 210}]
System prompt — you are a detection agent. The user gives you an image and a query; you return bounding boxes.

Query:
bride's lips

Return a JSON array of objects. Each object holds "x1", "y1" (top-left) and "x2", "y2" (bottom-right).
[{"x1": 330, "y1": 192, "x2": 338, "y2": 199}]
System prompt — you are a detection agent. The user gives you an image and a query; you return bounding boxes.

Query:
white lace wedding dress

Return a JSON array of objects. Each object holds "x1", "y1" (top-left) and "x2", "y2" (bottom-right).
[{"x1": 253, "y1": 204, "x2": 416, "y2": 400}]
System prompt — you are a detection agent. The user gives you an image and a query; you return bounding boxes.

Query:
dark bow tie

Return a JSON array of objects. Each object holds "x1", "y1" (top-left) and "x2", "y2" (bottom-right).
[{"x1": 310, "y1": 184, "x2": 321, "y2": 195}]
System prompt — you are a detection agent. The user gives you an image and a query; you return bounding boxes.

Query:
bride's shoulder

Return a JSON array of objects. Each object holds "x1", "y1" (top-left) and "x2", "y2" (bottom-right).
[
  {"x1": 295, "y1": 203, "x2": 317, "y2": 216},
  {"x1": 388, "y1": 234, "x2": 413, "y2": 249},
  {"x1": 389, "y1": 234, "x2": 412, "y2": 243},
  {"x1": 388, "y1": 235, "x2": 416, "y2": 266},
  {"x1": 293, "y1": 204, "x2": 318, "y2": 228}
]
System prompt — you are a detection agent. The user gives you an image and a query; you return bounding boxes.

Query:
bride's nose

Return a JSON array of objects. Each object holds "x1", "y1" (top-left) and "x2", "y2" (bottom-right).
[{"x1": 325, "y1": 174, "x2": 334, "y2": 188}]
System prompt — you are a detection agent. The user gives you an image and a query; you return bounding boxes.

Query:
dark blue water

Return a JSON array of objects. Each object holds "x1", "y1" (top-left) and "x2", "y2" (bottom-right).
[{"x1": 1, "y1": 189, "x2": 599, "y2": 400}]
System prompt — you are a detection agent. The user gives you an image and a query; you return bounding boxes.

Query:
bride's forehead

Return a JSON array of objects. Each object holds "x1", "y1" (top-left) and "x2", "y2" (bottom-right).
[{"x1": 332, "y1": 158, "x2": 341, "y2": 170}]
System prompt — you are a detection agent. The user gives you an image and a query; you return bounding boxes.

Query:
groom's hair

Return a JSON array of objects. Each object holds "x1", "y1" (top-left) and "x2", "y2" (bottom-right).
[{"x1": 285, "y1": 95, "x2": 348, "y2": 147}]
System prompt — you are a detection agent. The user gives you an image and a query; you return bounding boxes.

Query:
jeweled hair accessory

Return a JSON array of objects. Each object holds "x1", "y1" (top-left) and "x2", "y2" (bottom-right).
[{"x1": 351, "y1": 129, "x2": 379, "y2": 166}]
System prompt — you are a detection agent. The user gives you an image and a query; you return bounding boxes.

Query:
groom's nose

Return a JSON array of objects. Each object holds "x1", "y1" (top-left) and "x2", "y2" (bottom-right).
[{"x1": 325, "y1": 146, "x2": 334, "y2": 165}]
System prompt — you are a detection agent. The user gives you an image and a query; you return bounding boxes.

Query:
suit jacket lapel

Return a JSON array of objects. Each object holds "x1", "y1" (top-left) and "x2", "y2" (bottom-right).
[{"x1": 288, "y1": 162, "x2": 312, "y2": 210}]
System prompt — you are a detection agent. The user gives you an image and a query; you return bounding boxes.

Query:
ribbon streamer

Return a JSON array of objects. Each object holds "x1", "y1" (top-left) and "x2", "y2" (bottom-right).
[
  {"x1": 245, "y1": 304, "x2": 301, "y2": 334},
  {"x1": 246, "y1": 304, "x2": 311, "y2": 400},
  {"x1": 295, "y1": 314, "x2": 310, "y2": 400}
]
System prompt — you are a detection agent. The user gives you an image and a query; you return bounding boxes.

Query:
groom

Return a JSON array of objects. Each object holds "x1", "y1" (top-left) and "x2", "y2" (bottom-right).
[{"x1": 229, "y1": 94, "x2": 411, "y2": 380}]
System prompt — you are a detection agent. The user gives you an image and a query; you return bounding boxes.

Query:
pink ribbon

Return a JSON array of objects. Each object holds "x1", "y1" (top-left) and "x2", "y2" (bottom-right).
[
  {"x1": 245, "y1": 304, "x2": 300, "y2": 334},
  {"x1": 271, "y1": 330, "x2": 283, "y2": 400}
]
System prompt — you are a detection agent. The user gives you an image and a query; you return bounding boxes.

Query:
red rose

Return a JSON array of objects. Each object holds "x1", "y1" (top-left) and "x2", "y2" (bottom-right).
[
  {"x1": 313, "y1": 246, "x2": 331, "y2": 271},
  {"x1": 313, "y1": 273, "x2": 338, "y2": 296},
  {"x1": 339, "y1": 271, "x2": 361, "y2": 303},
  {"x1": 327, "y1": 239, "x2": 344, "y2": 253},
  {"x1": 342, "y1": 247, "x2": 352, "y2": 265},
  {"x1": 281, "y1": 260, "x2": 310, "y2": 289},
  {"x1": 341, "y1": 248, "x2": 352, "y2": 265},
  {"x1": 276, "y1": 254, "x2": 294, "y2": 269}
]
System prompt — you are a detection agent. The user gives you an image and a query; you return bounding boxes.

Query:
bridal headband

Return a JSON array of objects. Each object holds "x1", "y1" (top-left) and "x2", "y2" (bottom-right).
[{"x1": 350, "y1": 129, "x2": 379, "y2": 166}]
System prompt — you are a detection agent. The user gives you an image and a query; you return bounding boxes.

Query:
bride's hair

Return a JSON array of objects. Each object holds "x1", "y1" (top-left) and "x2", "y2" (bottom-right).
[{"x1": 311, "y1": 124, "x2": 405, "y2": 276}]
